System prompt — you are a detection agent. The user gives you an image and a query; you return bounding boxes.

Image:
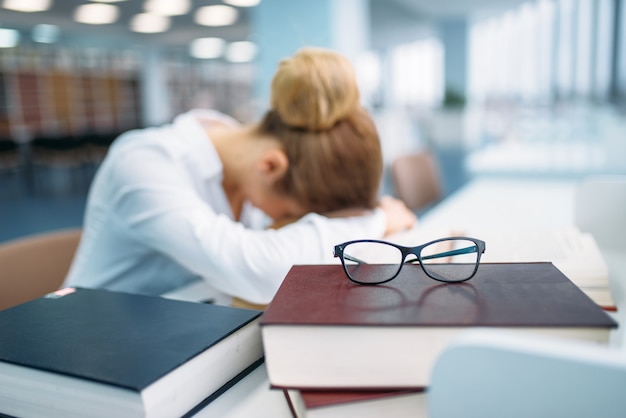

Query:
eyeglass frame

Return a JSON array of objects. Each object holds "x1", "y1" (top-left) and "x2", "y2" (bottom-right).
[{"x1": 333, "y1": 236, "x2": 486, "y2": 285}]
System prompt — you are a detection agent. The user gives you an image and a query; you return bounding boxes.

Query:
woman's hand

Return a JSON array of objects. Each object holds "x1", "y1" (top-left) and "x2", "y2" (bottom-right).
[
  {"x1": 270, "y1": 208, "x2": 368, "y2": 229},
  {"x1": 379, "y1": 196, "x2": 417, "y2": 236},
  {"x1": 269, "y1": 197, "x2": 416, "y2": 236}
]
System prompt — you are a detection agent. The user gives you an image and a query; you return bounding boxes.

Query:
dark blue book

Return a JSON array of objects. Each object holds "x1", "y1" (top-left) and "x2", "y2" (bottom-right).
[{"x1": 0, "y1": 287, "x2": 263, "y2": 417}]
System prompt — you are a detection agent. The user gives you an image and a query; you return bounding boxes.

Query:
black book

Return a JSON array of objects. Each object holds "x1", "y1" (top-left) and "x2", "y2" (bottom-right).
[{"x1": 0, "y1": 287, "x2": 263, "y2": 417}]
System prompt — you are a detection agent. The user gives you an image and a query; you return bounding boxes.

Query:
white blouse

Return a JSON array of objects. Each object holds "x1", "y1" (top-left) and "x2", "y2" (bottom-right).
[{"x1": 63, "y1": 110, "x2": 386, "y2": 304}]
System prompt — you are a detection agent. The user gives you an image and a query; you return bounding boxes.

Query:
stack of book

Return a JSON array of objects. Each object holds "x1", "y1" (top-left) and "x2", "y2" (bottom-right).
[
  {"x1": 260, "y1": 263, "x2": 617, "y2": 417},
  {"x1": 283, "y1": 388, "x2": 426, "y2": 418},
  {"x1": 0, "y1": 287, "x2": 264, "y2": 417}
]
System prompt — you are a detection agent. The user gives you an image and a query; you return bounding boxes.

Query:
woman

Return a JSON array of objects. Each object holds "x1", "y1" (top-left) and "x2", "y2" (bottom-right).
[{"x1": 63, "y1": 47, "x2": 416, "y2": 305}]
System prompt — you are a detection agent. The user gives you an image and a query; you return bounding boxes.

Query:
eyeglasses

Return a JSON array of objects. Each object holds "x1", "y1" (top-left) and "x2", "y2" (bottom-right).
[{"x1": 333, "y1": 237, "x2": 486, "y2": 285}]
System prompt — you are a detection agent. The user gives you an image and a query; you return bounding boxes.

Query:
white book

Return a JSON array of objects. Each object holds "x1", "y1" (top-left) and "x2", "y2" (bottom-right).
[
  {"x1": 389, "y1": 226, "x2": 614, "y2": 309},
  {"x1": 456, "y1": 227, "x2": 613, "y2": 309}
]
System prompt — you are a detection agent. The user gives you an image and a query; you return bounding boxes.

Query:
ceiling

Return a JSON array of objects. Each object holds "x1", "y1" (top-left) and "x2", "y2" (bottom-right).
[
  {"x1": 0, "y1": 0, "x2": 527, "y2": 51},
  {"x1": 385, "y1": 0, "x2": 528, "y2": 19},
  {"x1": 1, "y1": 0, "x2": 253, "y2": 50}
]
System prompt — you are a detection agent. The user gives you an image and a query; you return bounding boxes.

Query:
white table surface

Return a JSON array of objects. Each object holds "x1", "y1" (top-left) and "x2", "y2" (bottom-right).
[
  {"x1": 195, "y1": 176, "x2": 624, "y2": 416},
  {"x1": 408, "y1": 177, "x2": 624, "y2": 305},
  {"x1": 401, "y1": 177, "x2": 578, "y2": 240}
]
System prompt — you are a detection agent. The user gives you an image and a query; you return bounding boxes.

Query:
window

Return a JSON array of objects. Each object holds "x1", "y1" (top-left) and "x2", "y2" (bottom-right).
[{"x1": 389, "y1": 38, "x2": 443, "y2": 107}]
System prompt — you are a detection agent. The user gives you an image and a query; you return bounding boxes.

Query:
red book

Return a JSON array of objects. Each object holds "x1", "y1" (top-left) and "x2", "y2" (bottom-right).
[
  {"x1": 284, "y1": 388, "x2": 425, "y2": 418},
  {"x1": 261, "y1": 263, "x2": 617, "y2": 389}
]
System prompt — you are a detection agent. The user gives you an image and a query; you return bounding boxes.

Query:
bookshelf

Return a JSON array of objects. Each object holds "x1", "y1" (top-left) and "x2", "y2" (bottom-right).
[
  {"x1": 166, "y1": 56, "x2": 256, "y2": 124},
  {"x1": 0, "y1": 72, "x2": 11, "y2": 138},
  {"x1": 0, "y1": 47, "x2": 143, "y2": 141},
  {"x1": 0, "y1": 45, "x2": 254, "y2": 192},
  {"x1": 47, "y1": 71, "x2": 80, "y2": 136},
  {"x1": 15, "y1": 72, "x2": 43, "y2": 135},
  {"x1": 115, "y1": 77, "x2": 141, "y2": 131}
]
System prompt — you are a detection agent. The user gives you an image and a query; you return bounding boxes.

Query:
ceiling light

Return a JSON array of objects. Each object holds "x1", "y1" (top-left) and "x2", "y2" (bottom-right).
[
  {"x1": 74, "y1": 3, "x2": 119, "y2": 25},
  {"x1": 195, "y1": 5, "x2": 238, "y2": 27},
  {"x1": 131, "y1": 13, "x2": 170, "y2": 33},
  {"x1": 144, "y1": 0, "x2": 190, "y2": 16},
  {"x1": 32, "y1": 24, "x2": 60, "y2": 43},
  {"x1": 225, "y1": 41, "x2": 257, "y2": 63},
  {"x1": 224, "y1": 0, "x2": 261, "y2": 7},
  {"x1": 3, "y1": 0, "x2": 51, "y2": 12},
  {"x1": 0, "y1": 28, "x2": 19, "y2": 48},
  {"x1": 190, "y1": 37, "x2": 225, "y2": 59}
]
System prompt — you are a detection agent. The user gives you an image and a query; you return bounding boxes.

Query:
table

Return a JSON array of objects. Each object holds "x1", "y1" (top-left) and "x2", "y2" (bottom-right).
[
  {"x1": 393, "y1": 177, "x2": 578, "y2": 243},
  {"x1": 194, "y1": 176, "x2": 625, "y2": 416},
  {"x1": 414, "y1": 177, "x2": 623, "y2": 304}
]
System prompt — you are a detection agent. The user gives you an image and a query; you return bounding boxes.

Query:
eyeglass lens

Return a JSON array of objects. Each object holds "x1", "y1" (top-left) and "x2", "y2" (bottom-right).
[
  {"x1": 341, "y1": 241, "x2": 403, "y2": 284},
  {"x1": 341, "y1": 239, "x2": 480, "y2": 284},
  {"x1": 420, "y1": 238, "x2": 480, "y2": 282}
]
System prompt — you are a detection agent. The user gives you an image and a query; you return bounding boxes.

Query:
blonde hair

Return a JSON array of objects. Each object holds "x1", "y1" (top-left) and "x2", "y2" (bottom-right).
[
  {"x1": 258, "y1": 47, "x2": 382, "y2": 212},
  {"x1": 270, "y1": 47, "x2": 360, "y2": 131}
]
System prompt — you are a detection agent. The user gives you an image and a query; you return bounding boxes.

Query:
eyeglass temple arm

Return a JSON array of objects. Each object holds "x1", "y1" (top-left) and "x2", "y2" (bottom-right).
[
  {"x1": 342, "y1": 253, "x2": 368, "y2": 265},
  {"x1": 405, "y1": 245, "x2": 478, "y2": 264}
]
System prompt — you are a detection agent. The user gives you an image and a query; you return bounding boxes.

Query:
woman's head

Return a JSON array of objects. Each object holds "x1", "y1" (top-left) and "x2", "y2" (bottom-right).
[
  {"x1": 270, "y1": 47, "x2": 360, "y2": 131},
  {"x1": 257, "y1": 47, "x2": 382, "y2": 214}
]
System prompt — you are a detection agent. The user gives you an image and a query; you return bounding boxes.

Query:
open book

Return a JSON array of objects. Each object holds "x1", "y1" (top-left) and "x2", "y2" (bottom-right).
[
  {"x1": 390, "y1": 226, "x2": 614, "y2": 310},
  {"x1": 451, "y1": 227, "x2": 613, "y2": 309}
]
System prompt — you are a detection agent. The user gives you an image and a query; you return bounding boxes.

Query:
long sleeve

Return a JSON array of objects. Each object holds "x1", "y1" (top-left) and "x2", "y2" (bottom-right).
[
  {"x1": 65, "y1": 110, "x2": 387, "y2": 304},
  {"x1": 107, "y1": 145, "x2": 385, "y2": 304}
]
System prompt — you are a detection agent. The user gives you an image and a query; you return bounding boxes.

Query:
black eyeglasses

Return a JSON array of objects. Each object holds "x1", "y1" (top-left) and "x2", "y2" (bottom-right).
[{"x1": 333, "y1": 237, "x2": 486, "y2": 285}]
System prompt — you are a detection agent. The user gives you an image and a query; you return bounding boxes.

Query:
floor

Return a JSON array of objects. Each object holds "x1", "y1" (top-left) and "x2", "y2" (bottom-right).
[
  {"x1": 0, "y1": 159, "x2": 93, "y2": 243},
  {"x1": 0, "y1": 146, "x2": 469, "y2": 244}
]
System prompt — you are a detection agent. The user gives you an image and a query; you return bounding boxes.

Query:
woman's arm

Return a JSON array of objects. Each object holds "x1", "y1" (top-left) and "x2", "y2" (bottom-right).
[
  {"x1": 271, "y1": 197, "x2": 416, "y2": 235},
  {"x1": 108, "y1": 150, "x2": 389, "y2": 304}
]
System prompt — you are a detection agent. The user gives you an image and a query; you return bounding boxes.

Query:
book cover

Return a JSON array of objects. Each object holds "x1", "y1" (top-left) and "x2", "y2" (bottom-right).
[
  {"x1": 284, "y1": 388, "x2": 425, "y2": 418},
  {"x1": 261, "y1": 263, "x2": 617, "y2": 389},
  {"x1": 0, "y1": 287, "x2": 263, "y2": 417}
]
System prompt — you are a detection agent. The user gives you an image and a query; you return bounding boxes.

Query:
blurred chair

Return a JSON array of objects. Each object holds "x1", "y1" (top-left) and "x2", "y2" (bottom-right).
[
  {"x1": 390, "y1": 151, "x2": 442, "y2": 214},
  {"x1": 574, "y1": 175, "x2": 626, "y2": 251},
  {"x1": 30, "y1": 134, "x2": 90, "y2": 194},
  {"x1": 84, "y1": 131, "x2": 118, "y2": 167},
  {"x1": 0, "y1": 137, "x2": 21, "y2": 179},
  {"x1": 574, "y1": 175, "x2": 626, "y2": 342},
  {"x1": 0, "y1": 228, "x2": 81, "y2": 311},
  {"x1": 428, "y1": 329, "x2": 626, "y2": 418}
]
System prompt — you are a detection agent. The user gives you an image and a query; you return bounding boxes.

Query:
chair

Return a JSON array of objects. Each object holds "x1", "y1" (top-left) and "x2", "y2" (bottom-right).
[
  {"x1": 84, "y1": 132, "x2": 118, "y2": 166},
  {"x1": 574, "y1": 175, "x2": 626, "y2": 344},
  {"x1": 0, "y1": 228, "x2": 81, "y2": 311},
  {"x1": 390, "y1": 151, "x2": 442, "y2": 214},
  {"x1": 0, "y1": 138, "x2": 21, "y2": 179},
  {"x1": 574, "y1": 175, "x2": 626, "y2": 251},
  {"x1": 428, "y1": 329, "x2": 626, "y2": 418},
  {"x1": 30, "y1": 135, "x2": 90, "y2": 194}
]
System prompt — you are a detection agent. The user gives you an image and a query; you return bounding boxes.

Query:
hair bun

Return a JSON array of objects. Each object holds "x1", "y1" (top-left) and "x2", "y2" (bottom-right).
[{"x1": 270, "y1": 47, "x2": 360, "y2": 131}]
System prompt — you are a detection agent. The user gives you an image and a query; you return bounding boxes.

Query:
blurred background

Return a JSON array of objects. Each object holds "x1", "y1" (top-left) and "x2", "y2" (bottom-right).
[{"x1": 0, "y1": 0, "x2": 625, "y2": 242}]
